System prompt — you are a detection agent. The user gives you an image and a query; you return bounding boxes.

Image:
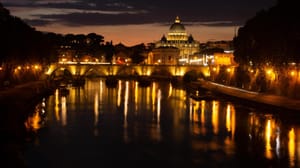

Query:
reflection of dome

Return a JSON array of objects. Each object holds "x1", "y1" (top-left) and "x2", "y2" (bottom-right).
[{"x1": 169, "y1": 16, "x2": 185, "y2": 32}]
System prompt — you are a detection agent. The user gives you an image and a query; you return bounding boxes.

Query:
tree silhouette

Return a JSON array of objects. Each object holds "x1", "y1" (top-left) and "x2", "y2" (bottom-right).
[{"x1": 233, "y1": 0, "x2": 300, "y2": 66}]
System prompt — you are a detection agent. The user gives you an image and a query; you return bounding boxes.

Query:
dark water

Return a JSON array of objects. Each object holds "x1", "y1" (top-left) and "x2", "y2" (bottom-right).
[{"x1": 24, "y1": 78, "x2": 300, "y2": 168}]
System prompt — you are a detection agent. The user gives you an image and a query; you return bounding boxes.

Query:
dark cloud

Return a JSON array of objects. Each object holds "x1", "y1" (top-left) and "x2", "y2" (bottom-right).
[
  {"x1": 23, "y1": 18, "x2": 52, "y2": 26},
  {"x1": 2, "y1": 0, "x2": 277, "y2": 27}
]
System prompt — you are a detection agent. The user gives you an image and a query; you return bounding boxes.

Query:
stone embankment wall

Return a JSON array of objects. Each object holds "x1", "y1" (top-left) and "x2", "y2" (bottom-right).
[{"x1": 193, "y1": 79, "x2": 300, "y2": 111}]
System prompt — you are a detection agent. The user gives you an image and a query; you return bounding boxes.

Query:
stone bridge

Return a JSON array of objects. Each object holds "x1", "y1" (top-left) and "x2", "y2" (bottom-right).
[{"x1": 45, "y1": 63, "x2": 211, "y2": 79}]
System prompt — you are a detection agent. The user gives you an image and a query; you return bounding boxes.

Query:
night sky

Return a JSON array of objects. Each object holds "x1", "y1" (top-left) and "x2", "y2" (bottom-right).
[{"x1": 2, "y1": 0, "x2": 277, "y2": 45}]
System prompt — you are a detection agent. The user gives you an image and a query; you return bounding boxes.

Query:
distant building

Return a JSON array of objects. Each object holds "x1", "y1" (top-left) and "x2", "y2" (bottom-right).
[
  {"x1": 58, "y1": 46, "x2": 76, "y2": 63},
  {"x1": 153, "y1": 16, "x2": 200, "y2": 65},
  {"x1": 200, "y1": 40, "x2": 236, "y2": 66},
  {"x1": 212, "y1": 51, "x2": 237, "y2": 66},
  {"x1": 148, "y1": 46, "x2": 179, "y2": 65},
  {"x1": 113, "y1": 51, "x2": 132, "y2": 64}
]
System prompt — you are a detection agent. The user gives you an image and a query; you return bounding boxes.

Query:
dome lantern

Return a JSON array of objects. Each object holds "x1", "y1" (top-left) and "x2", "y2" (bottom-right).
[
  {"x1": 175, "y1": 16, "x2": 180, "y2": 23},
  {"x1": 169, "y1": 16, "x2": 185, "y2": 33}
]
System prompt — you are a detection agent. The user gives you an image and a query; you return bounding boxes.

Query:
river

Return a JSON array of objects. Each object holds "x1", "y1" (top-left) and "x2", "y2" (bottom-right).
[{"x1": 23, "y1": 78, "x2": 300, "y2": 168}]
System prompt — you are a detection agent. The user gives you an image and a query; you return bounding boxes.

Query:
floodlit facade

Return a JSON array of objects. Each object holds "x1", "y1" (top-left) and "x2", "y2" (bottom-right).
[
  {"x1": 213, "y1": 52, "x2": 236, "y2": 66},
  {"x1": 149, "y1": 47, "x2": 179, "y2": 65},
  {"x1": 154, "y1": 16, "x2": 201, "y2": 65}
]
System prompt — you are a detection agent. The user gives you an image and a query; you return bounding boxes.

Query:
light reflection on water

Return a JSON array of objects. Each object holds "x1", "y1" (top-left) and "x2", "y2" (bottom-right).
[
  {"x1": 25, "y1": 78, "x2": 300, "y2": 167},
  {"x1": 24, "y1": 98, "x2": 46, "y2": 132}
]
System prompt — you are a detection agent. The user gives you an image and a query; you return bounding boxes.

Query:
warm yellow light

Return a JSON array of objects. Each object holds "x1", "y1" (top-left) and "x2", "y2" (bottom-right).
[
  {"x1": 124, "y1": 81, "x2": 129, "y2": 129},
  {"x1": 0, "y1": 67, "x2": 2, "y2": 71},
  {"x1": 117, "y1": 80, "x2": 122, "y2": 107},
  {"x1": 212, "y1": 101, "x2": 219, "y2": 134},
  {"x1": 94, "y1": 92, "x2": 99, "y2": 129},
  {"x1": 135, "y1": 81, "x2": 138, "y2": 111},
  {"x1": 288, "y1": 128, "x2": 296, "y2": 167},
  {"x1": 265, "y1": 119, "x2": 272, "y2": 159},
  {"x1": 24, "y1": 111, "x2": 41, "y2": 131},
  {"x1": 290, "y1": 71, "x2": 296, "y2": 77},
  {"x1": 34, "y1": 65, "x2": 39, "y2": 70},
  {"x1": 226, "y1": 68, "x2": 231, "y2": 72},
  {"x1": 55, "y1": 89, "x2": 60, "y2": 121},
  {"x1": 17, "y1": 66, "x2": 22, "y2": 70},
  {"x1": 226, "y1": 104, "x2": 231, "y2": 132},
  {"x1": 200, "y1": 100, "x2": 205, "y2": 128},
  {"x1": 267, "y1": 69, "x2": 272, "y2": 75},
  {"x1": 61, "y1": 96, "x2": 67, "y2": 126},
  {"x1": 213, "y1": 67, "x2": 217, "y2": 71}
]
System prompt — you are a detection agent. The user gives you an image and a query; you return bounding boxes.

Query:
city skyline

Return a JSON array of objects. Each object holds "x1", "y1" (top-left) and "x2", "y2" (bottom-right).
[{"x1": 2, "y1": 0, "x2": 277, "y2": 46}]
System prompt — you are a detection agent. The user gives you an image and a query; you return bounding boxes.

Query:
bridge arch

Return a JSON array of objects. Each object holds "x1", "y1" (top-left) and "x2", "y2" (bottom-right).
[
  {"x1": 116, "y1": 66, "x2": 139, "y2": 76},
  {"x1": 83, "y1": 67, "x2": 106, "y2": 77},
  {"x1": 184, "y1": 69, "x2": 207, "y2": 79},
  {"x1": 151, "y1": 68, "x2": 172, "y2": 78},
  {"x1": 47, "y1": 64, "x2": 75, "y2": 76},
  {"x1": 48, "y1": 67, "x2": 73, "y2": 82}
]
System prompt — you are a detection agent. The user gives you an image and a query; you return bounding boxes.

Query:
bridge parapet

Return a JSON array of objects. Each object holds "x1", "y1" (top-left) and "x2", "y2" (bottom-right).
[{"x1": 45, "y1": 63, "x2": 211, "y2": 79}]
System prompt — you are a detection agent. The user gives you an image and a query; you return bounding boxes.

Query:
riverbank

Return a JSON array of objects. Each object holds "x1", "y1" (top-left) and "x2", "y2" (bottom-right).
[
  {"x1": 0, "y1": 80, "x2": 55, "y2": 168},
  {"x1": 0, "y1": 80, "x2": 55, "y2": 136},
  {"x1": 192, "y1": 79, "x2": 300, "y2": 111}
]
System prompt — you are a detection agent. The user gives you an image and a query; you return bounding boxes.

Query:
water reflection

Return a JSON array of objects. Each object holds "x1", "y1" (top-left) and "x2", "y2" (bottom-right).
[
  {"x1": 157, "y1": 89, "x2": 161, "y2": 123},
  {"x1": 288, "y1": 128, "x2": 295, "y2": 167},
  {"x1": 24, "y1": 98, "x2": 46, "y2": 132},
  {"x1": 226, "y1": 104, "x2": 235, "y2": 139},
  {"x1": 265, "y1": 118, "x2": 273, "y2": 159},
  {"x1": 123, "y1": 81, "x2": 129, "y2": 143},
  {"x1": 117, "y1": 80, "x2": 121, "y2": 107},
  {"x1": 212, "y1": 100, "x2": 219, "y2": 134},
  {"x1": 54, "y1": 89, "x2": 60, "y2": 121},
  {"x1": 24, "y1": 78, "x2": 300, "y2": 167},
  {"x1": 200, "y1": 100, "x2": 206, "y2": 135},
  {"x1": 135, "y1": 81, "x2": 138, "y2": 112},
  {"x1": 61, "y1": 96, "x2": 67, "y2": 126},
  {"x1": 94, "y1": 91, "x2": 99, "y2": 136}
]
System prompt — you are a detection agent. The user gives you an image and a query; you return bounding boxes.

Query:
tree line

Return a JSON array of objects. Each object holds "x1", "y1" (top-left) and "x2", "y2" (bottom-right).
[{"x1": 233, "y1": 0, "x2": 300, "y2": 67}]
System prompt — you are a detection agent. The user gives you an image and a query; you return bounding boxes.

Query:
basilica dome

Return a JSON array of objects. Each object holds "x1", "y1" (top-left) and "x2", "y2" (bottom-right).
[
  {"x1": 169, "y1": 16, "x2": 185, "y2": 33},
  {"x1": 154, "y1": 16, "x2": 200, "y2": 65}
]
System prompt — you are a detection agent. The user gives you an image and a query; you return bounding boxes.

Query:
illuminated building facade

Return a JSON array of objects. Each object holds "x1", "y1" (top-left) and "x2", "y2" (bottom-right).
[
  {"x1": 200, "y1": 41, "x2": 237, "y2": 66},
  {"x1": 214, "y1": 52, "x2": 236, "y2": 66},
  {"x1": 148, "y1": 47, "x2": 179, "y2": 65},
  {"x1": 154, "y1": 16, "x2": 200, "y2": 65},
  {"x1": 208, "y1": 51, "x2": 237, "y2": 66}
]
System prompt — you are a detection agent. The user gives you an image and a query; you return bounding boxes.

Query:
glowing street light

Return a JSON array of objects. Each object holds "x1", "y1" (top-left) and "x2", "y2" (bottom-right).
[
  {"x1": 227, "y1": 68, "x2": 231, "y2": 73},
  {"x1": 290, "y1": 70, "x2": 296, "y2": 77},
  {"x1": 34, "y1": 65, "x2": 40, "y2": 70},
  {"x1": 266, "y1": 69, "x2": 272, "y2": 75}
]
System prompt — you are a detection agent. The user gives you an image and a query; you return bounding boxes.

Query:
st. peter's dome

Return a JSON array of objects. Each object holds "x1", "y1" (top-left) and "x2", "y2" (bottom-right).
[{"x1": 169, "y1": 16, "x2": 186, "y2": 33}]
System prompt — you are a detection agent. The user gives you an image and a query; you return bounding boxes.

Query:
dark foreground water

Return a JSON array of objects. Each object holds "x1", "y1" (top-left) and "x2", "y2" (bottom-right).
[{"x1": 23, "y1": 78, "x2": 300, "y2": 168}]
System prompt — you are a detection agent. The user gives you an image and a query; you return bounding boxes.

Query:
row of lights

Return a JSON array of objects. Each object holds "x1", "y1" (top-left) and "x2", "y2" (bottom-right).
[
  {"x1": 248, "y1": 68, "x2": 300, "y2": 78},
  {"x1": 211, "y1": 66, "x2": 233, "y2": 73},
  {"x1": 0, "y1": 64, "x2": 42, "y2": 72}
]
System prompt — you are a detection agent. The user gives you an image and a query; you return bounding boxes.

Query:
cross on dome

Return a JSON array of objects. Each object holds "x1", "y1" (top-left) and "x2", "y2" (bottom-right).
[{"x1": 175, "y1": 16, "x2": 180, "y2": 23}]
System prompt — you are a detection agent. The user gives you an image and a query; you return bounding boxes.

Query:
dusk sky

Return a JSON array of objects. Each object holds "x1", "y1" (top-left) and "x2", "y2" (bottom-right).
[{"x1": 2, "y1": 0, "x2": 277, "y2": 46}]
